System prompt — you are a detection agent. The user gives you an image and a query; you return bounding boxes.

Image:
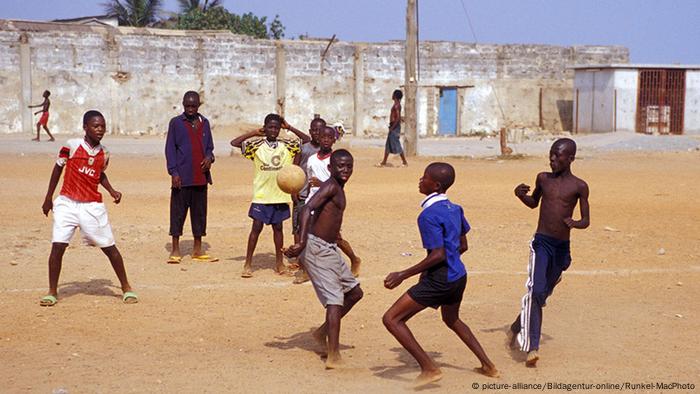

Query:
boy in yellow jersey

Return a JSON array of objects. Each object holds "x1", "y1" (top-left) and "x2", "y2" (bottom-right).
[{"x1": 231, "y1": 114, "x2": 308, "y2": 278}]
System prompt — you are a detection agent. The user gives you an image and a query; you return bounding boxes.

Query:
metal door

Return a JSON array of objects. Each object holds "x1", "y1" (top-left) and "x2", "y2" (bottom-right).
[
  {"x1": 636, "y1": 69, "x2": 685, "y2": 134},
  {"x1": 438, "y1": 87, "x2": 458, "y2": 135}
]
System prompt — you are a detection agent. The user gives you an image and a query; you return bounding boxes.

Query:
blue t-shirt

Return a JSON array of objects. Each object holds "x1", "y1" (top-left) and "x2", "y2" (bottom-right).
[{"x1": 417, "y1": 198, "x2": 470, "y2": 282}]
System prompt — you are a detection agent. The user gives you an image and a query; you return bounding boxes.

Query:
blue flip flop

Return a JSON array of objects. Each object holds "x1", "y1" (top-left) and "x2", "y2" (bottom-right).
[{"x1": 122, "y1": 291, "x2": 139, "y2": 304}]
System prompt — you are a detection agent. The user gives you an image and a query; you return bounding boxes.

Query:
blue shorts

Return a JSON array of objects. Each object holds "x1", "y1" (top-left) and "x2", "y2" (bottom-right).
[{"x1": 248, "y1": 203, "x2": 290, "y2": 225}]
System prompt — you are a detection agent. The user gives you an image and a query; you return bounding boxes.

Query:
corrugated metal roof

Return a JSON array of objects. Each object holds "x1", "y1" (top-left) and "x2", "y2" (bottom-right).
[{"x1": 571, "y1": 63, "x2": 700, "y2": 70}]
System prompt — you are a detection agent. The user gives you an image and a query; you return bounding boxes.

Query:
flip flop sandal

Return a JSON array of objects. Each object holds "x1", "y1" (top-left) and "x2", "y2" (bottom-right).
[
  {"x1": 122, "y1": 291, "x2": 139, "y2": 304},
  {"x1": 166, "y1": 255, "x2": 182, "y2": 264},
  {"x1": 275, "y1": 268, "x2": 295, "y2": 277},
  {"x1": 192, "y1": 254, "x2": 219, "y2": 262},
  {"x1": 39, "y1": 295, "x2": 57, "y2": 306}
]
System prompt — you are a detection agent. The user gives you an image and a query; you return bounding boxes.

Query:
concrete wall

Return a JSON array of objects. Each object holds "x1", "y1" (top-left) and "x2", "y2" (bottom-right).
[
  {"x1": 685, "y1": 71, "x2": 700, "y2": 134},
  {"x1": 0, "y1": 20, "x2": 629, "y2": 136},
  {"x1": 613, "y1": 70, "x2": 638, "y2": 132}
]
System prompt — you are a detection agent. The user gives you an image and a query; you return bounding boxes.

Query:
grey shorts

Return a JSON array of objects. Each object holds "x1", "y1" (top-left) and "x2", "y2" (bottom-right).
[{"x1": 302, "y1": 234, "x2": 359, "y2": 307}]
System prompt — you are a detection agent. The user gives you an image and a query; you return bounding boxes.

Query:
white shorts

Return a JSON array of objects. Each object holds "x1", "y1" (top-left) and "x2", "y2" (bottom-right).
[{"x1": 52, "y1": 195, "x2": 115, "y2": 248}]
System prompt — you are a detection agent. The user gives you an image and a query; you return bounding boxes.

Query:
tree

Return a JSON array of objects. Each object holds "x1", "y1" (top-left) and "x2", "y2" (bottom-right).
[
  {"x1": 103, "y1": 0, "x2": 163, "y2": 27},
  {"x1": 176, "y1": 7, "x2": 285, "y2": 40},
  {"x1": 269, "y1": 14, "x2": 285, "y2": 39},
  {"x1": 177, "y1": 0, "x2": 223, "y2": 13}
]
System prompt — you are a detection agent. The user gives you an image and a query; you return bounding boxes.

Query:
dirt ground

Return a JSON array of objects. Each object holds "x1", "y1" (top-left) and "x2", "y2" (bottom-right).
[{"x1": 1, "y1": 139, "x2": 699, "y2": 393}]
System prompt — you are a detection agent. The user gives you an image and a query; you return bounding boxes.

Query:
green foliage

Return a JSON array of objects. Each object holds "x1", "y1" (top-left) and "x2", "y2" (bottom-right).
[
  {"x1": 269, "y1": 14, "x2": 285, "y2": 39},
  {"x1": 103, "y1": 0, "x2": 163, "y2": 27},
  {"x1": 177, "y1": 0, "x2": 223, "y2": 13},
  {"x1": 176, "y1": 7, "x2": 285, "y2": 40}
]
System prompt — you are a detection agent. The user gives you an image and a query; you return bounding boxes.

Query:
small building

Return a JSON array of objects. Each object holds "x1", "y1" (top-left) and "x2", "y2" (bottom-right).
[{"x1": 573, "y1": 64, "x2": 700, "y2": 134}]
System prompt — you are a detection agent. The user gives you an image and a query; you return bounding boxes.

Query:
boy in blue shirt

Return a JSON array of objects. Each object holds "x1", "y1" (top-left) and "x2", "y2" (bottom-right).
[{"x1": 383, "y1": 162, "x2": 497, "y2": 387}]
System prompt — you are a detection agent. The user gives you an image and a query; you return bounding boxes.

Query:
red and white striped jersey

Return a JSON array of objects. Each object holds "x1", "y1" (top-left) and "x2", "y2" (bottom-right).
[{"x1": 56, "y1": 139, "x2": 110, "y2": 203}]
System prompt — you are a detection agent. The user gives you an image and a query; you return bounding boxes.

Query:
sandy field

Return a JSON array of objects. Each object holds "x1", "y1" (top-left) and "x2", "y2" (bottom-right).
[{"x1": 1, "y1": 136, "x2": 699, "y2": 393}]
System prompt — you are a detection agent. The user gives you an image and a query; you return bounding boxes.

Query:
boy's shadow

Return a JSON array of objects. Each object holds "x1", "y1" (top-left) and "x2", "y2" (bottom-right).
[
  {"x1": 482, "y1": 324, "x2": 553, "y2": 362},
  {"x1": 230, "y1": 253, "x2": 279, "y2": 271},
  {"x1": 264, "y1": 328, "x2": 353, "y2": 360},
  {"x1": 371, "y1": 346, "x2": 464, "y2": 389},
  {"x1": 58, "y1": 278, "x2": 121, "y2": 300},
  {"x1": 163, "y1": 240, "x2": 212, "y2": 256}
]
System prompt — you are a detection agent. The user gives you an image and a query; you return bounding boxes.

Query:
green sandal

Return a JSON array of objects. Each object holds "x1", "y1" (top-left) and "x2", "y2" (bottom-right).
[
  {"x1": 122, "y1": 291, "x2": 139, "y2": 304},
  {"x1": 40, "y1": 295, "x2": 57, "y2": 306}
]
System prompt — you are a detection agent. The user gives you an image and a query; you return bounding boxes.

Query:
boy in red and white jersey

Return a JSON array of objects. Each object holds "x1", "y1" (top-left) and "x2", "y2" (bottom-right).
[{"x1": 39, "y1": 110, "x2": 137, "y2": 306}]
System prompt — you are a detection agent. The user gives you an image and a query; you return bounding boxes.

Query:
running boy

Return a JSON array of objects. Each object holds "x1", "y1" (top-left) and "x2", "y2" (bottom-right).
[
  {"x1": 231, "y1": 114, "x2": 309, "y2": 278},
  {"x1": 28, "y1": 90, "x2": 55, "y2": 142},
  {"x1": 383, "y1": 162, "x2": 497, "y2": 387},
  {"x1": 39, "y1": 110, "x2": 137, "y2": 306},
  {"x1": 284, "y1": 149, "x2": 363, "y2": 369},
  {"x1": 508, "y1": 138, "x2": 590, "y2": 367}
]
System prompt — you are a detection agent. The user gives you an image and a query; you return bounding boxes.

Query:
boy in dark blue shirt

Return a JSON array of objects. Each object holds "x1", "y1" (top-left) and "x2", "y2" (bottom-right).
[{"x1": 383, "y1": 162, "x2": 497, "y2": 387}]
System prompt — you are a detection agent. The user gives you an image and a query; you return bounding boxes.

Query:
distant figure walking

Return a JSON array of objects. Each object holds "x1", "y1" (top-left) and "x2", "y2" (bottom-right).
[
  {"x1": 377, "y1": 89, "x2": 407, "y2": 167},
  {"x1": 28, "y1": 90, "x2": 55, "y2": 142}
]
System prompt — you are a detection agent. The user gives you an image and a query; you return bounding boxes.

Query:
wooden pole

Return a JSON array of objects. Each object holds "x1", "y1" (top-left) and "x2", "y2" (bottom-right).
[{"x1": 404, "y1": 0, "x2": 418, "y2": 156}]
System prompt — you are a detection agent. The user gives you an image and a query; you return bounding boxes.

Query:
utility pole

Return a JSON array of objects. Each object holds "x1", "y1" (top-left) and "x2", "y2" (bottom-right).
[{"x1": 404, "y1": 0, "x2": 418, "y2": 156}]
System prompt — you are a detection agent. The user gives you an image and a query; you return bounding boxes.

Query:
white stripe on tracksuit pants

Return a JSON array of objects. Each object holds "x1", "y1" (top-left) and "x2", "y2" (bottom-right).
[{"x1": 514, "y1": 234, "x2": 571, "y2": 352}]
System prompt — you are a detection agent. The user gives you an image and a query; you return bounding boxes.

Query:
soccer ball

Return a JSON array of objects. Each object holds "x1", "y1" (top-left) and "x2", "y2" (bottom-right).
[{"x1": 276, "y1": 165, "x2": 306, "y2": 194}]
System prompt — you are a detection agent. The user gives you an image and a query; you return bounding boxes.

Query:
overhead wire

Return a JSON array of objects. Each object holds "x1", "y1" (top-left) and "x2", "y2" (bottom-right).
[{"x1": 458, "y1": 0, "x2": 509, "y2": 128}]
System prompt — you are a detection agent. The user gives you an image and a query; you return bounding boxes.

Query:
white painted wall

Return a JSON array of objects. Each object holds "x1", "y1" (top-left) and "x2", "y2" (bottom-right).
[
  {"x1": 613, "y1": 70, "x2": 638, "y2": 132},
  {"x1": 684, "y1": 71, "x2": 700, "y2": 134}
]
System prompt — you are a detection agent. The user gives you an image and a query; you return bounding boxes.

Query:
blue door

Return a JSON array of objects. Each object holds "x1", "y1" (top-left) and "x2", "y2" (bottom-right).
[{"x1": 438, "y1": 87, "x2": 458, "y2": 135}]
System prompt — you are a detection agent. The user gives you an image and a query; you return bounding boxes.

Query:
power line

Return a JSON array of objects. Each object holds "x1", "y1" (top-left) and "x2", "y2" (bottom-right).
[{"x1": 458, "y1": 0, "x2": 508, "y2": 127}]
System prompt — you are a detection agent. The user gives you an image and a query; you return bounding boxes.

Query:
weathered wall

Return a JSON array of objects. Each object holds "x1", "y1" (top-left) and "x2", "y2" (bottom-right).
[
  {"x1": 0, "y1": 20, "x2": 629, "y2": 136},
  {"x1": 685, "y1": 71, "x2": 700, "y2": 134}
]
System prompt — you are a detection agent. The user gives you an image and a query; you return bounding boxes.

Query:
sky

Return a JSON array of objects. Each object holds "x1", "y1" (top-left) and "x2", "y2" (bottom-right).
[{"x1": 2, "y1": 0, "x2": 699, "y2": 64}]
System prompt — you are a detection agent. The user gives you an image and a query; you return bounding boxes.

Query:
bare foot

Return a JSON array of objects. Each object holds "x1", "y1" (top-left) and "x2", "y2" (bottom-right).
[
  {"x1": 325, "y1": 352, "x2": 344, "y2": 369},
  {"x1": 274, "y1": 264, "x2": 294, "y2": 276},
  {"x1": 241, "y1": 264, "x2": 253, "y2": 278},
  {"x1": 31, "y1": 138, "x2": 40, "y2": 142},
  {"x1": 413, "y1": 369, "x2": 443, "y2": 388},
  {"x1": 526, "y1": 350, "x2": 539, "y2": 367},
  {"x1": 48, "y1": 138, "x2": 55, "y2": 142},
  {"x1": 474, "y1": 365, "x2": 499, "y2": 378},
  {"x1": 350, "y1": 257, "x2": 361, "y2": 277}
]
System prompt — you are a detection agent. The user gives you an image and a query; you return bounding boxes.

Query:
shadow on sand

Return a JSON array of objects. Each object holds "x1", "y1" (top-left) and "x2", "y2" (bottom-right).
[
  {"x1": 370, "y1": 346, "x2": 465, "y2": 390},
  {"x1": 58, "y1": 278, "x2": 121, "y2": 300}
]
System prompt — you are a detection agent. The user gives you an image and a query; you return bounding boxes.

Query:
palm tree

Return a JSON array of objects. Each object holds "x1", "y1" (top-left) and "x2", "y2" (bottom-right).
[
  {"x1": 177, "y1": 0, "x2": 224, "y2": 13},
  {"x1": 103, "y1": 0, "x2": 164, "y2": 27}
]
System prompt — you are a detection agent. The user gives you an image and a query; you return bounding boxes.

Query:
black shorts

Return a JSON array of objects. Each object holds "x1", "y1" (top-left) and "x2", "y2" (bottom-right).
[
  {"x1": 169, "y1": 185, "x2": 207, "y2": 237},
  {"x1": 408, "y1": 264, "x2": 467, "y2": 309}
]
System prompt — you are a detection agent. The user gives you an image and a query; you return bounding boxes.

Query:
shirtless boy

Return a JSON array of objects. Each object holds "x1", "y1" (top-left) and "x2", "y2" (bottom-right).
[
  {"x1": 284, "y1": 149, "x2": 363, "y2": 369},
  {"x1": 509, "y1": 138, "x2": 590, "y2": 367}
]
